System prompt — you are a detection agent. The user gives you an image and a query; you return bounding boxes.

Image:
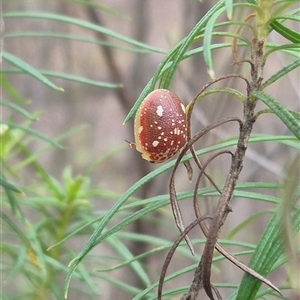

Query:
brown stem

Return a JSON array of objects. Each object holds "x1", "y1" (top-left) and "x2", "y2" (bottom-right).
[
  {"x1": 185, "y1": 74, "x2": 249, "y2": 194},
  {"x1": 200, "y1": 38, "x2": 265, "y2": 300},
  {"x1": 192, "y1": 151, "x2": 281, "y2": 296},
  {"x1": 169, "y1": 117, "x2": 243, "y2": 256},
  {"x1": 157, "y1": 215, "x2": 212, "y2": 300}
]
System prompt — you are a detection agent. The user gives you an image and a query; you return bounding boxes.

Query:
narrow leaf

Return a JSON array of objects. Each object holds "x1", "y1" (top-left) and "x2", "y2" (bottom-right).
[
  {"x1": 0, "y1": 176, "x2": 22, "y2": 193},
  {"x1": 124, "y1": 0, "x2": 228, "y2": 123},
  {"x1": 1, "y1": 100, "x2": 37, "y2": 121},
  {"x1": 64, "y1": 133, "x2": 296, "y2": 296},
  {"x1": 236, "y1": 207, "x2": 300, "y2": 299},
  {"x1": 264, "y1": 43, "x2": 300, "y2": 58},
  {"x1": 3, "y1": 12, "x2": 164, "y2": 53},
  {"x1": 225, "y1": 0, "x2": 233, "y2": 19},
  {"x1": 0, "y1": 171, "x2": 24, "y2": 216},
  {"x1": 161, "y1": 0, "x2": 226, "y2": 87},
  {"x1": 253, "y1": 91, "x2": 300, "y2": 140},
  {"x1": 0, "y1": 74, "x2": 27, "y2": 103},
  {"x1": 107, "y1": 235, "x2": 151, "y2": 287},
  {"x1": 270, "y1": 19, "x2": 300, "y2": 43},
  {"x1": 3, "y1": 52, "x2": 64, "y2": 91},
  {"x1": 261, "y1": 58, "x2": 300, "y2": 89},
  {"x1": 2, "y1": 121, "x2": 64, "y2": 149},
  {"x1": 5, "y1": 32, "x2": 161, "y2": 54},
  {"x1": 203, "y1": 7, "x2": 225, "y2": 78},
  {"x1": 2, "y1": 69, "x2": 122, "y2": 89}
]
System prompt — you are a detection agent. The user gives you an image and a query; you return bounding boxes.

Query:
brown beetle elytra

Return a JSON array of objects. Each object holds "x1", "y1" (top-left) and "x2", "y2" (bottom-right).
[{"x1": 133, "y1": 89, "x2": 187, "y2": 163}]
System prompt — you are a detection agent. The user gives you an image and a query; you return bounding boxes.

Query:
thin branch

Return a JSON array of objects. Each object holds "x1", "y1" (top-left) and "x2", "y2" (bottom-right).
[
  {"x1": 200, "y1": 38, "x2": 269, "y2": 300},
  {"x1": 191, "y1": 150, "x2": 281, "y2": 297},
  {"x1": 169, "y1": 117, "x2": 243, "y2": 256},
  {"x1": 158, "y1": 215, "x2": 212, "y2": 300}
]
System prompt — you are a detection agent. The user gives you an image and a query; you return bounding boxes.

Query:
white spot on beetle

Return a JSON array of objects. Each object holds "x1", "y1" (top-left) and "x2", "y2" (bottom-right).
[
  {"x1": 152, "y1": 141, "x2": 159, "y2": 147},
  {"x1": 156, "y1": 105, "x2": 164, "y2": 117},
  {"x1": 174, "y1": 128, "x2": 181, "y2": 135},
  {"x1": 138, "y1": 126, "x2": 143, "y2": 133}
]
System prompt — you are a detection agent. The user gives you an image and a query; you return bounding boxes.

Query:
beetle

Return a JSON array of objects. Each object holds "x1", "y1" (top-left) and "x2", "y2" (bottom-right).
[{"x1": 131, "y1": 89, "x2": 187, "y2": 163}]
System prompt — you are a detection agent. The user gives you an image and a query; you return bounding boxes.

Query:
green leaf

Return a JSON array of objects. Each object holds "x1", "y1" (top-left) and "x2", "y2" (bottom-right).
[
  {"x1": 235, "y1": 206, "x2": 300, "y2": 299},
  {"x1": 2, "y1": 52, "x2": 64, "y2": 91},
  {"x1": 71, "y1": 189, "x2": 280, "y2": 256},
  {"x1": 1, "y1": 100, "x2": 37, "y2": 121},
  {"x1": 226, "y1": 210, "x2": 273, "y2": 240},
  {"x1": 0, "y1": 74, "x2": 27, "y2": 103},
  {"x1": 64, "y1": 133, "x2": 296, "y2": 296},
  {"x1": 203, "y1": 6, "x2": 226, "y2": 78},
  {"x1": 1, "y1": 212, "x2": 30, "y2": 247},
  {"x1": 247, "y1": 0, "x2": 257, "y2": 4},
  {"x1": 5, "y1": 32, "x2": 161, "y2": 54},
  {"x1": 161, "y1": 0, "x2": 226, "y2": 87},
  {"x1": 233, "y1": 159, "x2": 300, "y2": 299},
  {"x1": 193, "y1": 87, "x2": 246, "y2": 104},
  {"x1": 97, "y1": 274, "x2": 143, "y2": 297},
  {"x1": 225, "y1": 0, "x2": 233, "y2": 19},
  {"x1": 1, "y1": 121, "x2": 64, "y2": 149},
  {"x1": 1, "y1": 172, "x2": 24, "y2": 217},
  {"x1": 69, "y1": 134, "x2": 295, "y2": 246},
  {"x1": 0, "y1": 175, "x2": 22, "y2": 194},
  {"x1": 253, "y1": 91, "x2": 300, "y2": 140},
  {"x1": 270, "y1": 19, "x2": 300, "y2": 44},
  {"x1": 15, "y1": 125, "x2": 88, "y2": 171},
  {"x1": 106, "y1": 235, "x2": 151, "y2": 287},
  {"x1": 3, "y1": 11, "x2": 164, "y2": 53},
  {"x1": 261, "y1": 57, "x2": 300, "y2": 89},
  {"x1": 123, "y1": 42, "x2": 249, "y2": 124},
  {"x1": 124, "y1": 11, "x2": 241, "y2": 124},
  {"x1": 264, "y1": 43, "x2": 300, "y2": 61},
  {"x1": 2, "y1": 69, "x2": 122, "y2": 89}
]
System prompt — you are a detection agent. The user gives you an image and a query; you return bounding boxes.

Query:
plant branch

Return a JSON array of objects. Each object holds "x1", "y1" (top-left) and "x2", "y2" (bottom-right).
[
  {"x1": 158, "y1": 215, "x2": 212, "y2": 300},
  {"x1": 169, "y1": 117, "x2": 243, "y2": 256},
  {"x1": 200, "y1": 37, "x2": 267, "y2": 300},
  {"x1": 191, "y1": 148, "x2": 281, "y2": 297}
]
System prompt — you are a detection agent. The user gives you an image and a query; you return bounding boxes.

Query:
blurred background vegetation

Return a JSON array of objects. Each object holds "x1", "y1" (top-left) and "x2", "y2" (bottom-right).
[{"x1": 1, "y1": 0, "x2": 299, "y2": 299}]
